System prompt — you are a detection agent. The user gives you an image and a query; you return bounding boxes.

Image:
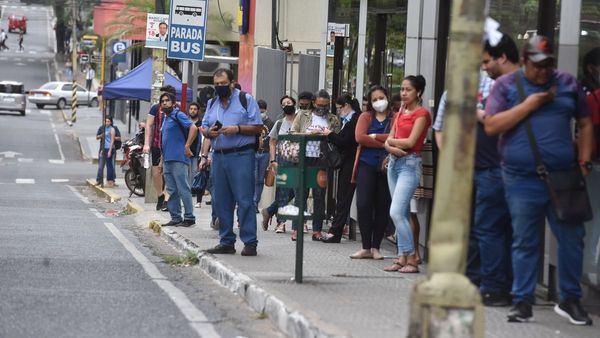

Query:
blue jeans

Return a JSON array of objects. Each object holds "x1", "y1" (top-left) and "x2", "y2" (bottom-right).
[
  {"x1": 473, "y1": 167, "x2": 512, "y2": 294},
  {"x1": 212, "y1": 149, "x2": 257, "y2": 246},
  {"x1": 96, "y1": 148, "x2": 115, "y2": 182},
  {"x1": 503, "y1": 170, "x2": 585, "y2": 304},
  {"x1": 163, "y1": 161, "x2": 195, "y2": 222},
  {"x1": 254, "y1": 152, "x2": 270, "y2": 208},
  {"x1": 387, "y1": 154, "x2": 422, "y2": 255}
]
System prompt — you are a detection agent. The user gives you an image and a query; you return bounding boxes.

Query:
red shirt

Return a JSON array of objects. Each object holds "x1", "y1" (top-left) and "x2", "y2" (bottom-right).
[
  {"x1": 586, "y1": 88, "x2": 600, "y2": 126},
  {"x1": 393, "y1": 107, "x2": 431, "y2": 154}
]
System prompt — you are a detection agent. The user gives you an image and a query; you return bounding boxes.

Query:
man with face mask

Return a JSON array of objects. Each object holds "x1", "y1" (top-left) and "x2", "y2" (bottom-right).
[
  {"x1": 187, "y1": 102, "x2": 204, "y2": 207},
  {"x1": 159, "y1": 93, "x2": 198, "y2": 228},
  {"x1": 200, "y1": 68, "x2": 263, "y2": 256},
  {"x1": 289, "y1": 89, "x2": 340, "y2": 241}
]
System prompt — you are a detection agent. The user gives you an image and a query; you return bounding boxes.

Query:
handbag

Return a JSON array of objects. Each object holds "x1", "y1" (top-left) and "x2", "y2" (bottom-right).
[
  {"x1": 191, "y1": 170, "x2": 209, "y2": 194},
  {"x1": 515, "y1": 73, "x2": 593, "y2": 224},
  {"x1": 377, "y1": 154, "x2": 390, "y2": 172},
  {"x1": 320, "y1": 141, "x2": 343, "y2": 169},
  {"x1": 264, "y1": 164, "x2": 276, "y2": 187}
]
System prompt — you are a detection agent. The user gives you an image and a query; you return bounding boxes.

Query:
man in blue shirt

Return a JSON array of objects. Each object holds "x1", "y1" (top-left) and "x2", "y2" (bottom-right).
[
  {"x1": 485, "y1": 35, "x2": 593, "y2": 325},
  {"x1": 159, "y1": 93, "x2": 198, "y2": 227},
  {"x1": 200, "y1": 68, "x2": 263, "y2": 256}
]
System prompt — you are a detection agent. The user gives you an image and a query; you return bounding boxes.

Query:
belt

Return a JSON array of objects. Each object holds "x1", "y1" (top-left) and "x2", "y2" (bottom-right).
[{"x1": 214, "y1": 143, "x2": 255, "y2": 155}]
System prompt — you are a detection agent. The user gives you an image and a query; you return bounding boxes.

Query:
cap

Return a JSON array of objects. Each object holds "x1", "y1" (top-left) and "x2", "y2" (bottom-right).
[{"x1": 524, "y1": 35, "x2": 554, "y2": 62}]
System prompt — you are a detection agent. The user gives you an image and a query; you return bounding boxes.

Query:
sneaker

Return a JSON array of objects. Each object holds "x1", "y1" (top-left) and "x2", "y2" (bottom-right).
[
  {"x1": 161, "y1": 220, "x2": 182, "y2": 227},
  {"x1": 210, "y1": 218, "x2": 219, "y2": 230},
  {"x1": 482, "y1": 292, "x2": 511, "y2": 307},
  {"x1": 205, "y1": 244, "x2": 236, "y2": 254},
  {"x1": 241, "y1": 244, "x2": 257, "y2": 256},
  {"x1": 275, "y1": 223, "x2": 286, "y2": 233},
  {"x1": 507, "y1": 302, "x2": 533, "y2": 322},
  {"x1": 160, "y1": 200, "x2": 169, "y2": 212},
  {"x1": 179, "y1": 219, "x2": 195, "y2": 227},
  {"x1": 194, "y1": 202, "x2": 202, "y2": 208},
  {"x1": 156, "y1": 194, "x2": 165, "y2": 211},
  {"x1": 554, "y1": 299, "x2": 593, "y2": 325}
]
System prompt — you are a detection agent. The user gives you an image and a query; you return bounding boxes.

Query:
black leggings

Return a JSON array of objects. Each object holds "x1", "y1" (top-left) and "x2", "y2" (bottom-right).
[{"x1": 355, "y1": 162, "x2": 391, "y2": 250}]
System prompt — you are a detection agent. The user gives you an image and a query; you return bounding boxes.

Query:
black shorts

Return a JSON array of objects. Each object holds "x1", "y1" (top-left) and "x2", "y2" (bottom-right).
[{"x1": 151, "y1": 147, "x2": 162, "y2": 166}]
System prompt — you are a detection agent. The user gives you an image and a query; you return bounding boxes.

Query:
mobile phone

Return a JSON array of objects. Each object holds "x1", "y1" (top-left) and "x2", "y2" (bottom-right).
[{"x1": 214, "y1": 120, "x2": 223, "y2": 130}]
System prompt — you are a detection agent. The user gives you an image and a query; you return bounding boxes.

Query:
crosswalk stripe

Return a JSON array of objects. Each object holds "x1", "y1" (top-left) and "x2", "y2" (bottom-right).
[
  {"x1": 48, "y1": 159, "x2": 65, "y2": 164},
  {"x1": 16, "y1": 179, "x2": 35, "y2": 184},
  {"x1": 17, "y1": 158, "x2": 33, "y2": 163},
  {"x1": 51, "y1": 179, "x2": 69, "y2": 183}
]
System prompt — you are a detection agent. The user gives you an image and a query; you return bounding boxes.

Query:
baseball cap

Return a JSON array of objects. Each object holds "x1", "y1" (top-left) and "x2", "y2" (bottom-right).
[{"x1": 524, "y1": 35, "x2": 555, "y2": 62}]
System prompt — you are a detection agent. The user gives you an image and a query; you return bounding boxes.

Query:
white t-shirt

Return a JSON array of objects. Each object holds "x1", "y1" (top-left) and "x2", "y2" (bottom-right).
[
  {"x1": 269, "y1": 118, "x2": 293, "y2": 140},
  {"x1": 305, "y1": 114, "x2": 328, "y2": 158}
]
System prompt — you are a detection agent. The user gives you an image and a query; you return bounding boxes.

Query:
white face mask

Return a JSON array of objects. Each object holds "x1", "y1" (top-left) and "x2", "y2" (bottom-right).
[{"x1": 372, "y1": 99, "x2": 388, "y2": 113}]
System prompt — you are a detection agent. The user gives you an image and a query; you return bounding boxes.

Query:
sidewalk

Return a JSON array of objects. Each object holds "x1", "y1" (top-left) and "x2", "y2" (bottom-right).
[{"x1": 69, "y1": 109, "x2": 598, "y2": 338}]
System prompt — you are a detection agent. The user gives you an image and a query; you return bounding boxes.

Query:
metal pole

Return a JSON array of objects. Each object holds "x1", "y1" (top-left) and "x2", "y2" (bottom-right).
[
  {"x1": 295, "y1": 137, "x2": 306, "y2": 283},
  {"x1": 408, "y1": 0, "x2": 485, "y2": 336},
  {"x1": 181, "y1": 61, "x2": 188, "y2": 112},
  {"x1": 70, "y1": 0, "x2": 77, "y2": 124},
  {"x1": 317, "y1": 0, "x2": 329, "y2": 88},
  {"x1": 355, "y1": 0, "x2": 368, "y2": 101}
]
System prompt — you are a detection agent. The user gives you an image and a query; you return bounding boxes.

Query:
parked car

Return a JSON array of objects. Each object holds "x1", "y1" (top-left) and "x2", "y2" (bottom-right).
[
  {"x1": 8, "y1": 15, "x2": 27, "y2": 33},
  {"x1": 0, "y1": 81, "x2": 27, "y2": 116},
  {"x1": 28, "y1": 82, "x2": 98, "y2": 109}
]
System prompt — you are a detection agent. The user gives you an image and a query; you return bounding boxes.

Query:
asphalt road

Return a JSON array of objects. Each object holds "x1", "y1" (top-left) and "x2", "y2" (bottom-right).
[{"x1": 0, "y1": 2, "x2": 283, "y2": 337}]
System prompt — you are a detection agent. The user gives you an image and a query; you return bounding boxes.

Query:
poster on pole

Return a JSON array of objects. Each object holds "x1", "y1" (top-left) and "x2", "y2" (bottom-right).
[
  {"x1": 145, "y1": 13, "x2": 169, "y2": 49},
  {"x1": 167, "y1": 0, "x2": 209, "y2": 61},
  {"x1": 326, "y1": 22, "x2": 350, "y2": 57}
]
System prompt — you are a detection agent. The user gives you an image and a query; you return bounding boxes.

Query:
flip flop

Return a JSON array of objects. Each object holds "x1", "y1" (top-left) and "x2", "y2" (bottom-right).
[
  {"x1": 398, "y1": 263, "x2": 420, "y2": 273},
  {"x1": 383, "y1": 262, "x2": 404, "y2": 272}
]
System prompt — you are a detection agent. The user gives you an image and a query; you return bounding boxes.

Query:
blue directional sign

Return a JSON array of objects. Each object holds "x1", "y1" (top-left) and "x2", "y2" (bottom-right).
[
  {"x1": 167, "y1": 0, "x2": 208, "y2": 61},
  {"x1": 111, "y1": 40, "x2": 127, "y2": 64}
]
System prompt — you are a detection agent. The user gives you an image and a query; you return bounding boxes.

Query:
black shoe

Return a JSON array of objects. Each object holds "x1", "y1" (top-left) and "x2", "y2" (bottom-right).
[
  {"x1": 205, "y1": 244, "x2": 236, "y2": 254},
  {"x1": 205, "y1": 200, "x2": 212, "y2": 205},
  {"x1": 321, "y1": 233, "x2": 341, "y2": 243},
  {"x1": 156, "y1": 194, "x2": 165, "y2": 211},
  {"x1": 482, "y1": 292, "x2": 511, "y2": 307},
  {"x1": 161, "y1": 220, "x2": 182, "y2": 227},
  {"x1": 255, "y1": 207, "x2": 260, "y2": 214},
  {"x1": 554, "y1": 299, "x2": 593, "y2": 325},
  {"x1": 179, "y1": 219, "x2": 195, "y2": 227},
  {"x1": 241, "y1": 244, "x2": 257, "y2": 256},
  {"x1": 160, "y1": 200, "x2": 169, "y2": 212},
  {"x1": 507, "y1": 302, "x2": 533, "y2": 322}
]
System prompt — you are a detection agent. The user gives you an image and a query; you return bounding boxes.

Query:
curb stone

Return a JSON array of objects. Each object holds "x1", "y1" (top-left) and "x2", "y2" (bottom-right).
[
  {"x1": 158, "y1": 227, "x2": 351, "y2": 338},
  {"x1": 85, "y1": 179, "x2": 121, "y2": 203}
]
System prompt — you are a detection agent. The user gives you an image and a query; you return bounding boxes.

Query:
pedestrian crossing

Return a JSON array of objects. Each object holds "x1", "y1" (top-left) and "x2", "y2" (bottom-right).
[
  {"x1": 11, "y1": 178, "x2": 70, "y2": 184},
  {"x1": 0, "y1": 56, "x2": 51, "y2": 62},
  {"x1": 0, "y1": 157, "x2": 66, "y2": 164}
]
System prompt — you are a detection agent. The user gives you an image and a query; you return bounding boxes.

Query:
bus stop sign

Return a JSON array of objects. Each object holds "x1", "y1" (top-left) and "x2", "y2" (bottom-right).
[{"x1": 167, "y1": 0, "x2": 208, "y2": 61}]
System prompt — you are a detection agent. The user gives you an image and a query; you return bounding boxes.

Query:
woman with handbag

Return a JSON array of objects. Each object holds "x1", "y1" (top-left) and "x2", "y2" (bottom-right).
[
  {"x1": 384, "y1": 75, "x2": 431, "y2": 273},
  {"x1": 349, "y1": 85, "x2": 395, "y2": 260},
  {"x1": 261, "y1": 95, "x2": 299, "y2": 233},
  {"x1": 321, "y1": 93, "x2": 360, "y2": 243}
]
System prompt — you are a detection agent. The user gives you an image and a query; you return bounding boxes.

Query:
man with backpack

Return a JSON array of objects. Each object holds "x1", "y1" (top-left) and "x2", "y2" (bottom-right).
[
  {"x1": 159, "y1": 92, "x2": 197, "y2": 227},
  {"x1": 200, "y1": 68, "x2": 263, "y2": 256}
]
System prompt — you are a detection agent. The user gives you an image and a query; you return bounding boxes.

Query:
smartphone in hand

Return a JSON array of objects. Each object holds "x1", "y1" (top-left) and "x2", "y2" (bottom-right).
[{"x1": 214, "y1": 120, "x2": 223, "y2": 131}]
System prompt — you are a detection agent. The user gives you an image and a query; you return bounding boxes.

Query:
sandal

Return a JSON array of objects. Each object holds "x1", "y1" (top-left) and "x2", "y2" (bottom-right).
[
  {"x1": 398, "y1": 263, "x2": 420, "y2": 274},
  {"x1": 383, "y1": 262, "x2": 404, "y2": 272}
]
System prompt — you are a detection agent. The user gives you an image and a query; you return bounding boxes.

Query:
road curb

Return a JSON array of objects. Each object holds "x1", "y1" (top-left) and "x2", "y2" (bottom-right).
[
  {"x1": 85, "y1": 179, "x2": 121, "y2": 203},
  {"x1": 158, "y1": 227, "x2": 349, "y2": 338}
]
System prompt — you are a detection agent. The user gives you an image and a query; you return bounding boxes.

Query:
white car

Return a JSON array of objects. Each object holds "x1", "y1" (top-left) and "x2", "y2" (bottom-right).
[
  {"x1": 0, "y1": 81, "x2": 27, "y2": 116},
  {"x1": 28, "y1": 81, "x2": 98, "y2": 109}
]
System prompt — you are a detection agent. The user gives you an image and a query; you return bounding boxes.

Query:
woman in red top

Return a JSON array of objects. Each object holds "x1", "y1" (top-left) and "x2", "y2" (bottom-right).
[{"x1": 383, "y1": 75, "x2": 431, "y2": 273}]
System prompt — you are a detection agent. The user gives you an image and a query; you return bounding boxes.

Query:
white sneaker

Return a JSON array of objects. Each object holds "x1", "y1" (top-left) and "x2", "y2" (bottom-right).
[{"x1": 194, "y1": 202, "x2": 202, "y2": 208}]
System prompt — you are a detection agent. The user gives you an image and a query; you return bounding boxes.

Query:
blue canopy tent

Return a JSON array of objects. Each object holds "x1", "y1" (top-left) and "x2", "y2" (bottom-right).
[{"x1": 102, "y1": 58, "x2": 193, "y2": 102}]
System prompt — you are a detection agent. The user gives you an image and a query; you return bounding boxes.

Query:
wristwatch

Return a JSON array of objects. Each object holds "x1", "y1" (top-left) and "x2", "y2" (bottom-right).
[
  {"x1": 579, "y1": 161, "x2": 593, "y2": 171},
  {"x1": 201, "y1": 154, "x2": 209, "y2": 159}
]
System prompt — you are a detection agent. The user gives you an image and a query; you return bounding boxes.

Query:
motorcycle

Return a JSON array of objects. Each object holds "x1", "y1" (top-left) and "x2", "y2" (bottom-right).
[{"x1": 121, "y1": 130, "x2": 145, "y2": 197}]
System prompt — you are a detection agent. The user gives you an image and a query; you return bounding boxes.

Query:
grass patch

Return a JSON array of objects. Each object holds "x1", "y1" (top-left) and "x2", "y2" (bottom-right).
[
  {"x1": 162, "y1": 251, "x2": 199, "y2": 266},
  {"x1": 256, "y1": 311, "x2": 268, "y2": 320},
  {"x1": 149, "y1": 220, "x2": 161, "y2": 234}
]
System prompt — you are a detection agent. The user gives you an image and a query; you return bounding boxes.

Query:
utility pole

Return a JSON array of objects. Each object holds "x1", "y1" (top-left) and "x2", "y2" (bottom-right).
[
  {"x1": 145, "y1": 0, "x2": 166, "y2": 203},
  {"x1": 407, "y1": 0, "x2": 486, "y2": 337},
  {"x1": 70, "y1": 0, "x2": 78, "y2": 124}
]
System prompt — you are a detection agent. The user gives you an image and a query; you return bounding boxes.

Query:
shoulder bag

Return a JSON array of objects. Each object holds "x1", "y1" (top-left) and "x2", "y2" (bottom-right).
[{"x1": 515, "y1": 72, "x2": 593, "y2": 224}]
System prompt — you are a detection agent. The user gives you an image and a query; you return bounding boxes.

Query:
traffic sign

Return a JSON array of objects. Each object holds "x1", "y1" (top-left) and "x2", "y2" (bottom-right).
[
  {"x1": 167, "y1": 0, "x2": 208, "y2": 61},
  {"x1": 80, "y1": 54, "x2": 89, "y2": 63},
  {"x1": 111, "y1": 40, "x2": 127, "y2": 64},
  {"x1": 91, "y1": 55, "x2": 101, "y2": 63}
]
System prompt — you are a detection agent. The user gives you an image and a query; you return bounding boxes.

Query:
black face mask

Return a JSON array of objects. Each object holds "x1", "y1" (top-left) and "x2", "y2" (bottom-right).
[
  {"x1": 215, "y1": 85, "x2": 231, "y2": 98},
  {"x1": 314, "y1": 106, "x2": 329, "y2": 115},
  {"x1": 162, "y1": 106, "x2": 173, "y2": 114},
  {"x1": 283, "y1": 105, "x2": 295, "y2": 115}
]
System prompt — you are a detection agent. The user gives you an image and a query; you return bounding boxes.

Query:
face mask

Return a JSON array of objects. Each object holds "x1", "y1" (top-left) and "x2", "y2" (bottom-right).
[
  {"x1": 283, "y1": 105, "x2": 296, "y2": 115},
  {"x1": 372, "y1": 99, "x2": 388, "y2": 113},
  {"x1": 215, "y1": 85, "x2": 231, "y2": 98},
  {"x1": 314, "y1": 106, "x2": 329, "y2": 116},
  {"x1": 162, "y1": 106, "x2": 173, "y2": 114}
]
